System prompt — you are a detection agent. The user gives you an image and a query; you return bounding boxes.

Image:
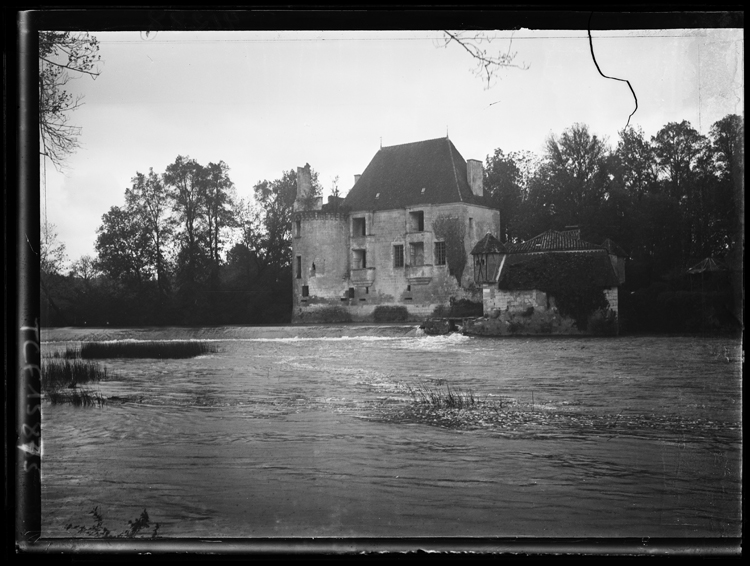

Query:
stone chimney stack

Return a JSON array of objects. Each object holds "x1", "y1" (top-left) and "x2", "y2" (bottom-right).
[
  {"x1": 296, "y1": 164, "x2": 312, "y2": 201},
  {"x1": 354, "y1": 174, "x2": 361, "y2": 185},
  {"x1": 467, "y1": 159, "x2": 484, "y2": 197}
]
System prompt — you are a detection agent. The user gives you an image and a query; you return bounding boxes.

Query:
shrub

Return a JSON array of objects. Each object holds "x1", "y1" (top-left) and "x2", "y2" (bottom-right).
[
  {"x1": 587, "y1": 309, "x2": 619, "y2": 336},
  {"x1": 310, "y1": 306, "x2": 352, "y2": 323},
  {"x1": 373, "y1": 305, "x2": 409, "y2": 322}
]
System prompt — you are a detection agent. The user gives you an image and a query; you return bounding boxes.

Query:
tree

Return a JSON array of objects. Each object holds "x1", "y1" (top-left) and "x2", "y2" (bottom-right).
[
  {"x1": 126, "y1": 168, "x2": 174, "y2": 296},
  {"x1": 484, "y1": 149, "x2": 526, "y2": 242},
  {"x1": 203, "y1": 161, "x2": 237, "y2": 278},
  {"x1": 252, "y1": 167, "x2": 322, "y2": 276},
  {"x1": 39, "y1": 31, "x2": 101, "y2": 169},
  {"x1": 613, "y1": 126, "x2": 658, "y2": 200},
  {"x1": 95, "y1": 205, "x2": 154, "y2": 285},
  {"x1": 652, "y1": 120, "x2": 707, "y2": 200}
]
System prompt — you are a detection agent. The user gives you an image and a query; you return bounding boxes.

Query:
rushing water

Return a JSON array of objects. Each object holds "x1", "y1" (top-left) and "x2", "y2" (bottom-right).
[{"x1": 40, "y1": 326, "x2": 742, "y2": 539}]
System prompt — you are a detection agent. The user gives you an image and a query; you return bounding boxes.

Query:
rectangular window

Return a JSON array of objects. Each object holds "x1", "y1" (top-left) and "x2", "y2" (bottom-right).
[
  {"x1": 409, "y1": 242, "x2": 424, "y2": 266},
  {"x1": 409, "y1": 210, "x2": 424, "y2": 232},
  {"x1": 393, "y1": 245, "x2": 404, "y2": 268},
  {"x1": 352, "y1": 217, "x2": 366, "y2": 237},
  {"x1": 296, "y1": 256, "x2": 302, "y2": 279},
  {"x1": 294, "y1": 220, "x2": 301, "y2": 238},
  {"x1": 435, "y1": 241, "x2": 446, "y2": 265},
  {"x1": 302, "y1": 285, "x2": 309, "y2": 297},
  {"x1": 348, "y1": 287, "x2": 355, "y2": 299}
]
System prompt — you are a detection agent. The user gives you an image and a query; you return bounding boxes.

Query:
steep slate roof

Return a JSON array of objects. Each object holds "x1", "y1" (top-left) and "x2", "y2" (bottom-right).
[
  {"x1": 506, "y1": 229, "x2": 604, "y2": 253},
  {"x1": 343, "y1": 137, "x2": 492, "y2": 212},
  {"x1": 471, "y1": 233, "x2": 506, "y2": 255},
  {"x1": 498, "y1": 251, "x2": 620, "y2": 290}
]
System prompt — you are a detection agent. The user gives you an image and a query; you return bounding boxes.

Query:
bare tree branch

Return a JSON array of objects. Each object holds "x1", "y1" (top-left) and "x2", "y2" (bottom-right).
[
  {"x1": 39, "y1": 31, "x2": 102, "y2": 170},
  {"x1": 440, "y1": 30, "x2": 529, "y2": 89}
]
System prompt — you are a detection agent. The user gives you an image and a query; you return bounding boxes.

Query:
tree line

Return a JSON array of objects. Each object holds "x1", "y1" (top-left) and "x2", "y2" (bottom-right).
[
  {"x1": 42, "y1": 114, "x2": 742, "y2": 331},
  {"x1": 40, "y1": 156, "x2": 322, "y2": 326},
  {"x1": 484, "y1": 114, "x2": 743, "y2": 331}
]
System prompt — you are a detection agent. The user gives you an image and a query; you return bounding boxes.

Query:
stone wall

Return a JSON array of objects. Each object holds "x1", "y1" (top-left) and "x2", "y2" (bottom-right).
[{"x1": 292, "y1": 202, "x2": 498, "y2": 323}]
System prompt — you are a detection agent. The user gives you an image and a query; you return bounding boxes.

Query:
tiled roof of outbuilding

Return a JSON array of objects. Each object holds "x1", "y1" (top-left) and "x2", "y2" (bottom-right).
[
  {"x1": 507, "y1": 229, "x2": 604, "y2": 253},
  {"x1": 498, "y1": 251, "x2": 620, "y2": 290},
  {"x1": 471, "y1": 232, "x2": 506, "y2": 255},
  {"x1": 342, "y1": 137, "x2": 492, "y2": 212}
]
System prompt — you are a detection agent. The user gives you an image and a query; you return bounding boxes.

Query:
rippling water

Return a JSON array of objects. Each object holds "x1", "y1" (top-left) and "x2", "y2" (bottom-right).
[{"x1": 40, "y1": 326, "x2": 742, "y2": 538}]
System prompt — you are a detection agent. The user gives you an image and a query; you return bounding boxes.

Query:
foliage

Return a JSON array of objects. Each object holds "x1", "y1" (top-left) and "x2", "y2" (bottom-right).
[
  {"x1": 39, "y1": 31, "x2": 101, "y2": 169},
  {"x1": 587, "y1": 309, "x2": 619, "y2": 336},
  {"x1": 66, "y1": 507, "x2": 160, "y2": 539},
  {"x1": 373, "y1": 305, "x2": 409, "y2": 322},
  {"x1": 308, "y1": 306, "x2": 352, "y2": 323},
  {"x1": 499, "y1": 254, "x2": 610, "y2": 330},
  {"x1": 432, "y1": 214, "x2": 467, "y2": 286}
]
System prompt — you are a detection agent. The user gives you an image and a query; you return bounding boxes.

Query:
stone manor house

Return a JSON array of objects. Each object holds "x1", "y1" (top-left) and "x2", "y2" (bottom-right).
[{"x1": 291, "y1": 137, "x2": 625, "y2": 326}]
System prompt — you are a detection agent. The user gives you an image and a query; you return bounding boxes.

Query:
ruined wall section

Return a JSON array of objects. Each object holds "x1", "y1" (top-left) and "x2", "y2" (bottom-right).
[{"x1": 291, "y1": 210, "x2": 349, "y2": 323}]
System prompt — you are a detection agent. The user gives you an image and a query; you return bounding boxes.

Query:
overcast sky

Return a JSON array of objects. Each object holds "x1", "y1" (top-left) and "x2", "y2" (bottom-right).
[{"x1": 40, "y1": 28, "x2": 743, "y2": 265}]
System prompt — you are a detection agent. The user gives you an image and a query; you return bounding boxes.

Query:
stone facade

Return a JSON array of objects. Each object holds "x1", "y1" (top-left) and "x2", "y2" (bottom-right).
[{"x1": 291, "y1": 138, "x2": 500, "y2": 323}]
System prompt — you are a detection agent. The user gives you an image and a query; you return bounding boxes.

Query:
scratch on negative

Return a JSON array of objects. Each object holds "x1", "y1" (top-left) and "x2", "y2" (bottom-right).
[
  {"x1": 26, "y1": 234, "x2": 38, "y2": 255},
  {"x1": 588, "y1": 14, "x2": 638, "y2": 129}
]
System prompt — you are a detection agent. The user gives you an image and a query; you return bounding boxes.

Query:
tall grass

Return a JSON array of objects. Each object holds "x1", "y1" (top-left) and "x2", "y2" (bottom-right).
[
  {"x1": 42, "y1": 359, "x2": 108, "y2": 407},
  {"x1": 42, "y1": 359, "x2": 109, "y2": 389},
  {"x1": 407, "y1": 383, "x2": 478, "y2": 409},
  {"x1": 66, "y1": 340, "x2": 218, "y2": 359}
]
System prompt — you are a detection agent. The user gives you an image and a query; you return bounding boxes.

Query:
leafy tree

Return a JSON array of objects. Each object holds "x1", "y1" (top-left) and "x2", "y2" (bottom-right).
[
  {"x1": 613, "y1": 126, "x2": 658, "y2": 199},
  {"x1": 252, "y1": 167, "x2": 321, "y2": 276},
  {"x1": 203, "y1": 161, "x2": 237, "y2": 285},
  {"x1": 95, "y1": 206, "x2": 154, "y2": 285},
  {"x1": 39, "y1": 31, "x2": 101, "y2": 169},
  {"x1": 126, "y1": 168, "x2": 174, "y2": 296},
  {"x1": 652, "y1": 120, "x2": 707, "y2": 200},
  {"x1": 484, "y1": 149, "x2": 523, "y2": 242}
]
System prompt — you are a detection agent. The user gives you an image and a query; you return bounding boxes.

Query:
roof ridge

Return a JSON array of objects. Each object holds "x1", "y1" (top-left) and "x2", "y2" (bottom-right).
[
  {"x1": 381, "y1": 137, "x2": 448, "y2": 150},
  {"x1": 446, "y1": 138, "x2": 463, "y2": 203}
]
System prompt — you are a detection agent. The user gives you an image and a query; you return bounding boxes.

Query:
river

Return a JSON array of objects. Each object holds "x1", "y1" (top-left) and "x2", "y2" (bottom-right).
[{"x1": 39, "y1": 326, "x2": 742, "y2": 539}]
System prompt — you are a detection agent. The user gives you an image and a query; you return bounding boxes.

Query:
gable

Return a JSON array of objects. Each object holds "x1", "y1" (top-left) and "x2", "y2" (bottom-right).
[{"x1": 343, "y1": 137, "x2": 492, "y2": 212}]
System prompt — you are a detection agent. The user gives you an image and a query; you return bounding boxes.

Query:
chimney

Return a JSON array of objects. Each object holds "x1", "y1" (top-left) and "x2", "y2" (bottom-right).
[
  {"x1": 467, "y1": 159, "x2": 483, "y2": 197},
  {"x1": 354, "y1": 174, "x2": 361, "y2": 185},
  {"x1": 296, "y1": 164, "x2": 312, "y2": 201}
]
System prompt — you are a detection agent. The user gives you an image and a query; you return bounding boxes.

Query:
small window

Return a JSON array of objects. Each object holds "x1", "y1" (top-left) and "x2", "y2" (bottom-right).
[
  {"x1": 469, "y1": 217, "x2": 474, "y2": 234},
  {"x1": 352, "y1": 249, "x2": 367, "y2": 269},
  {"x1": 302, "y1": 285, "x2": 309, "y2": 297},
  {"x1": 348, "y1": 287, "x2": 355, "y2": 299},
  {"x1": 296, "y1": 256, "x2": 302, "y2": 279},
  {"x1": 393, "y1": 244, "x2": 404, "y2": 268},
  {"x1": 352, "y1": 217, "x2": 366, "y2": 237},
  {"x1": 409, "y1": 242, "x2": 424, "y2": 266},
  {"x1": 294, "y1": 220, "x2": 301, "y2": 238},
  {"x1": 434, "y1": 241, "x2": 446, "y2": 265},
  {"x1": 409, "y1": 210, "x2": 425, "y2": 232}
]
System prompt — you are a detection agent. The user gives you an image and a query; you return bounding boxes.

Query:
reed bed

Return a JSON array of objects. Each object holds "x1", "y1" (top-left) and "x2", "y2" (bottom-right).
[
  {"x1": 406, "y1": 383, "x2": 479, "y2": 410},
  {"x1": 41, "y1": 359, "x2": 109, "y2": 407},
  {"x1": 56, "y1": 340, "x2": 218, "y2": 359}
]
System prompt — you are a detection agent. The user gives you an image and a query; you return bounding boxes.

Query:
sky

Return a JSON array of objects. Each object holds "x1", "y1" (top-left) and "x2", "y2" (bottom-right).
[{"x1": 40, "y1": 27, "x2": 743, "y2": 265}]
